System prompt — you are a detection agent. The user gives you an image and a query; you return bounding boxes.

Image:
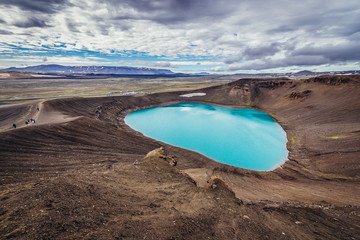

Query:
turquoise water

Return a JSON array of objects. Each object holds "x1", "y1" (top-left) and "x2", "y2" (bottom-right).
[{"x1": 125, "y1": 103, "x2": 288, "y2": 171}]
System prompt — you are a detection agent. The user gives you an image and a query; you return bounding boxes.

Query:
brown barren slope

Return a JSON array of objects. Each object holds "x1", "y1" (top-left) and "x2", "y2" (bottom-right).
[{"x1": 0, "y1": 75, "x2": 359, "y2": 239}]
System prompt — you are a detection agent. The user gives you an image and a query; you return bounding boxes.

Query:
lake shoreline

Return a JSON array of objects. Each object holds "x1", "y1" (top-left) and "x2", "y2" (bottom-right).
[{"x1": 125, "y1": 102, "x2": 288, "y2": 171}]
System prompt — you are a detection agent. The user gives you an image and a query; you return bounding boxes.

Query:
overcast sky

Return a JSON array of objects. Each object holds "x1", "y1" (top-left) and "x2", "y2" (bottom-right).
[{"x1": 0, "y1": 0, "x2": 359, "y2": 73}]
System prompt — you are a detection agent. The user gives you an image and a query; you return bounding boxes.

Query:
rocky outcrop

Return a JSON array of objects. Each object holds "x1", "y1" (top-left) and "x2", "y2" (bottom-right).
[
  {"x1": 229, "y1": 85, "x2": 251, "y2": 102},
  {"x1": 257, "y1": 80, "x2": 288, "y2": 89},
  {"x1": 228, "y1": 81, "x2": 260, "y2": 105},
  {"x1": 141, "y1": 147, "x2": 178, "y2": 166},
  {"x1": 289, "y1": 90, "x2": 312, "y2": 100},
  {"x1": 306, "y1": 75, "x2": 355, "y2": 85},
  {"x1": 207, "y1": 176, "x2": 236, "y2": 199}
]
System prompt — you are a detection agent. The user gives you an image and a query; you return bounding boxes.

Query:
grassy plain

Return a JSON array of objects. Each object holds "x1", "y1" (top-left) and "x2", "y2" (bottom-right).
[{"x1": 0, "y1": 76, "x2": 231, "y2": 104}]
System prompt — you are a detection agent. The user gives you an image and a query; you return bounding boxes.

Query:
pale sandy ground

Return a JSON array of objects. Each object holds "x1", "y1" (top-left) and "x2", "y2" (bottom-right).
[
  {"x1": 183, "y1": 168, "x2": 360, "y2": 205},
  {"x1": 0, "y1": 101, "x2": 79, "y2": 132},
  {"x1": 0, "y1": 73, "x2": 10, "y2": 78}
]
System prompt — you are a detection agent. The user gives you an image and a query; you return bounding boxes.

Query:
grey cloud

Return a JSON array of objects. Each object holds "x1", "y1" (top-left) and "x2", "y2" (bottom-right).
[
  {"x1": 224, "y1": 47, "x2": 359, "y2": 71},
  {"x1": 253, "y1": 1, "x2": 360, "y2": 41},
  {"x1": 99, "y1": 25, "x2": 109, "y2": 36},
  {"x1": 100, "y1": 28, "x2": 109, "y2": 36},
  {"x1": 243, "y1": 43, "x2": 281, "y2": 60},
  {"x1": 14, "y1": 17, "x2": 51, "y2": 28},
  {"x1": 224, "y1": 43, "x2": 282, "y2": 64},
  {"x1": 0, "y1": 29, "x2": 13, "y2": 35},
  {"x1": 267, "y1": 25, "x2": 297, "y2": 34},
  {"x1": 225, "y1": 55, "x2": 329, "y2": 71},
  {"x1": 276, "y1": 4, "x2": 360, "y2": 38},
  {"x1": 327, "y1": 20, "x2": 360, "y2": 37},
  {"x1": 96, "y1": 24, "x2": 112, "y2": 36},
  {"x1": 224, "y1": 56, "x2": 242, "y2": 65},
  {"x1": 0, "y1": 0, "x2": 69, "y2": 14},
  {"x1": 285, "y1": 55, "x2": 329, "y2": 66},
  {"x1": 133, "y1": 60, "x2": 177, "y2": 68},
  {"x1": 105, "y1": 0, "x2": 238, "y2": 24},
  {"x1": 83, "y1": 11, "x2": 132, "y2": 34},
  {"x1": 293, "y1": 42, "x2": 360, "y2": 62},
  {"x1": 86, "y1": 31, "x2": 95, "y2": 37},
  {"x1": 1, "y1": 0, "x2": 359, "y2": 72},
  {"x1": 117, "y1": 23, "x2": 132, "y2": 31},
  {"x1": 66, "y1": 19, "x2": 80, "y2": 33},
  {"x1": 152, "y1": 62, "x2": 177, "y2": 68}
]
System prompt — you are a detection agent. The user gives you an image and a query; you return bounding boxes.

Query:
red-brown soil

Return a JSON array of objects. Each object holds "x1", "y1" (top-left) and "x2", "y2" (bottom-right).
[{"x1": 0, "y1": 75, "x2": 359, "y2": 239}]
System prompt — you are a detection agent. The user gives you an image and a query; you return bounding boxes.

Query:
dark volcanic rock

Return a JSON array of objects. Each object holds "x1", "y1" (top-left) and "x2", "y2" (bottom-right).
[
  {"x1": 289, "y1": 90, "x2": 312, "y2": 99},
  {"x1": 306, "y1": 75, "x2": 354, "y2": 85}
]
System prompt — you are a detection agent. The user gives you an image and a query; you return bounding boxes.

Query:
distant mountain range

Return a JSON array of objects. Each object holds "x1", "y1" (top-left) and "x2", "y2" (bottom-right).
[
  {"x1": 1, "y1": 64, "x2": 175, "y2": 75},
  {"x1": 1, "y1": 64, "x2": 359, "y2": 78}
]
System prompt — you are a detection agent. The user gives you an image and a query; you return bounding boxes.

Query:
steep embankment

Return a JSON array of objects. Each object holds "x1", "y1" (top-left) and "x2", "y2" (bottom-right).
[
  {"x1": 180, "y1": 75, "x2": 360, "y2": 204},
  {"x1": 257, "y1": 76, "x2": 360, "y2": 178},
  {"x1": 0, "y1": 75, "x2": 359, "y2": 239}
]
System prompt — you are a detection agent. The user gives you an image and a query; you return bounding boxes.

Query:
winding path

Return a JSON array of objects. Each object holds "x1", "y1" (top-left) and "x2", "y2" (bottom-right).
[{"x1": 0, "y1": 101, "x2": 79, "y2": 132}]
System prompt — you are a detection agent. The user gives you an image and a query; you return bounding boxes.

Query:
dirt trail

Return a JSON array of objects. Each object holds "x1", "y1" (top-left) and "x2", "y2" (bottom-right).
[
  {"x1": 34, "y1": 101, "x2": 80, "y2": 126},
  {"x1": 0, "y1": 101, "x2": 79, "y2": 132}
]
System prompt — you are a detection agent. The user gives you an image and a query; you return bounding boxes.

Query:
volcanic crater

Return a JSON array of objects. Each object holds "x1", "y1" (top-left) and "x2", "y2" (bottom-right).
[{"x1": 1, "y1": 75, "x2": 359, "y2": 239}]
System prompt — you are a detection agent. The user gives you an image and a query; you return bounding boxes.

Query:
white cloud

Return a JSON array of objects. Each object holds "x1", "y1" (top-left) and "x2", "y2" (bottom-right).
[
  {"x1": 0, "y1": 55, "x2": 107, "y2": 68},
  {"x1": 0, "y1": 0, "x2": 359, "y2": 72},
  {"x1": 132, "y1": 60, "x2": 223, "y2": 69}
]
